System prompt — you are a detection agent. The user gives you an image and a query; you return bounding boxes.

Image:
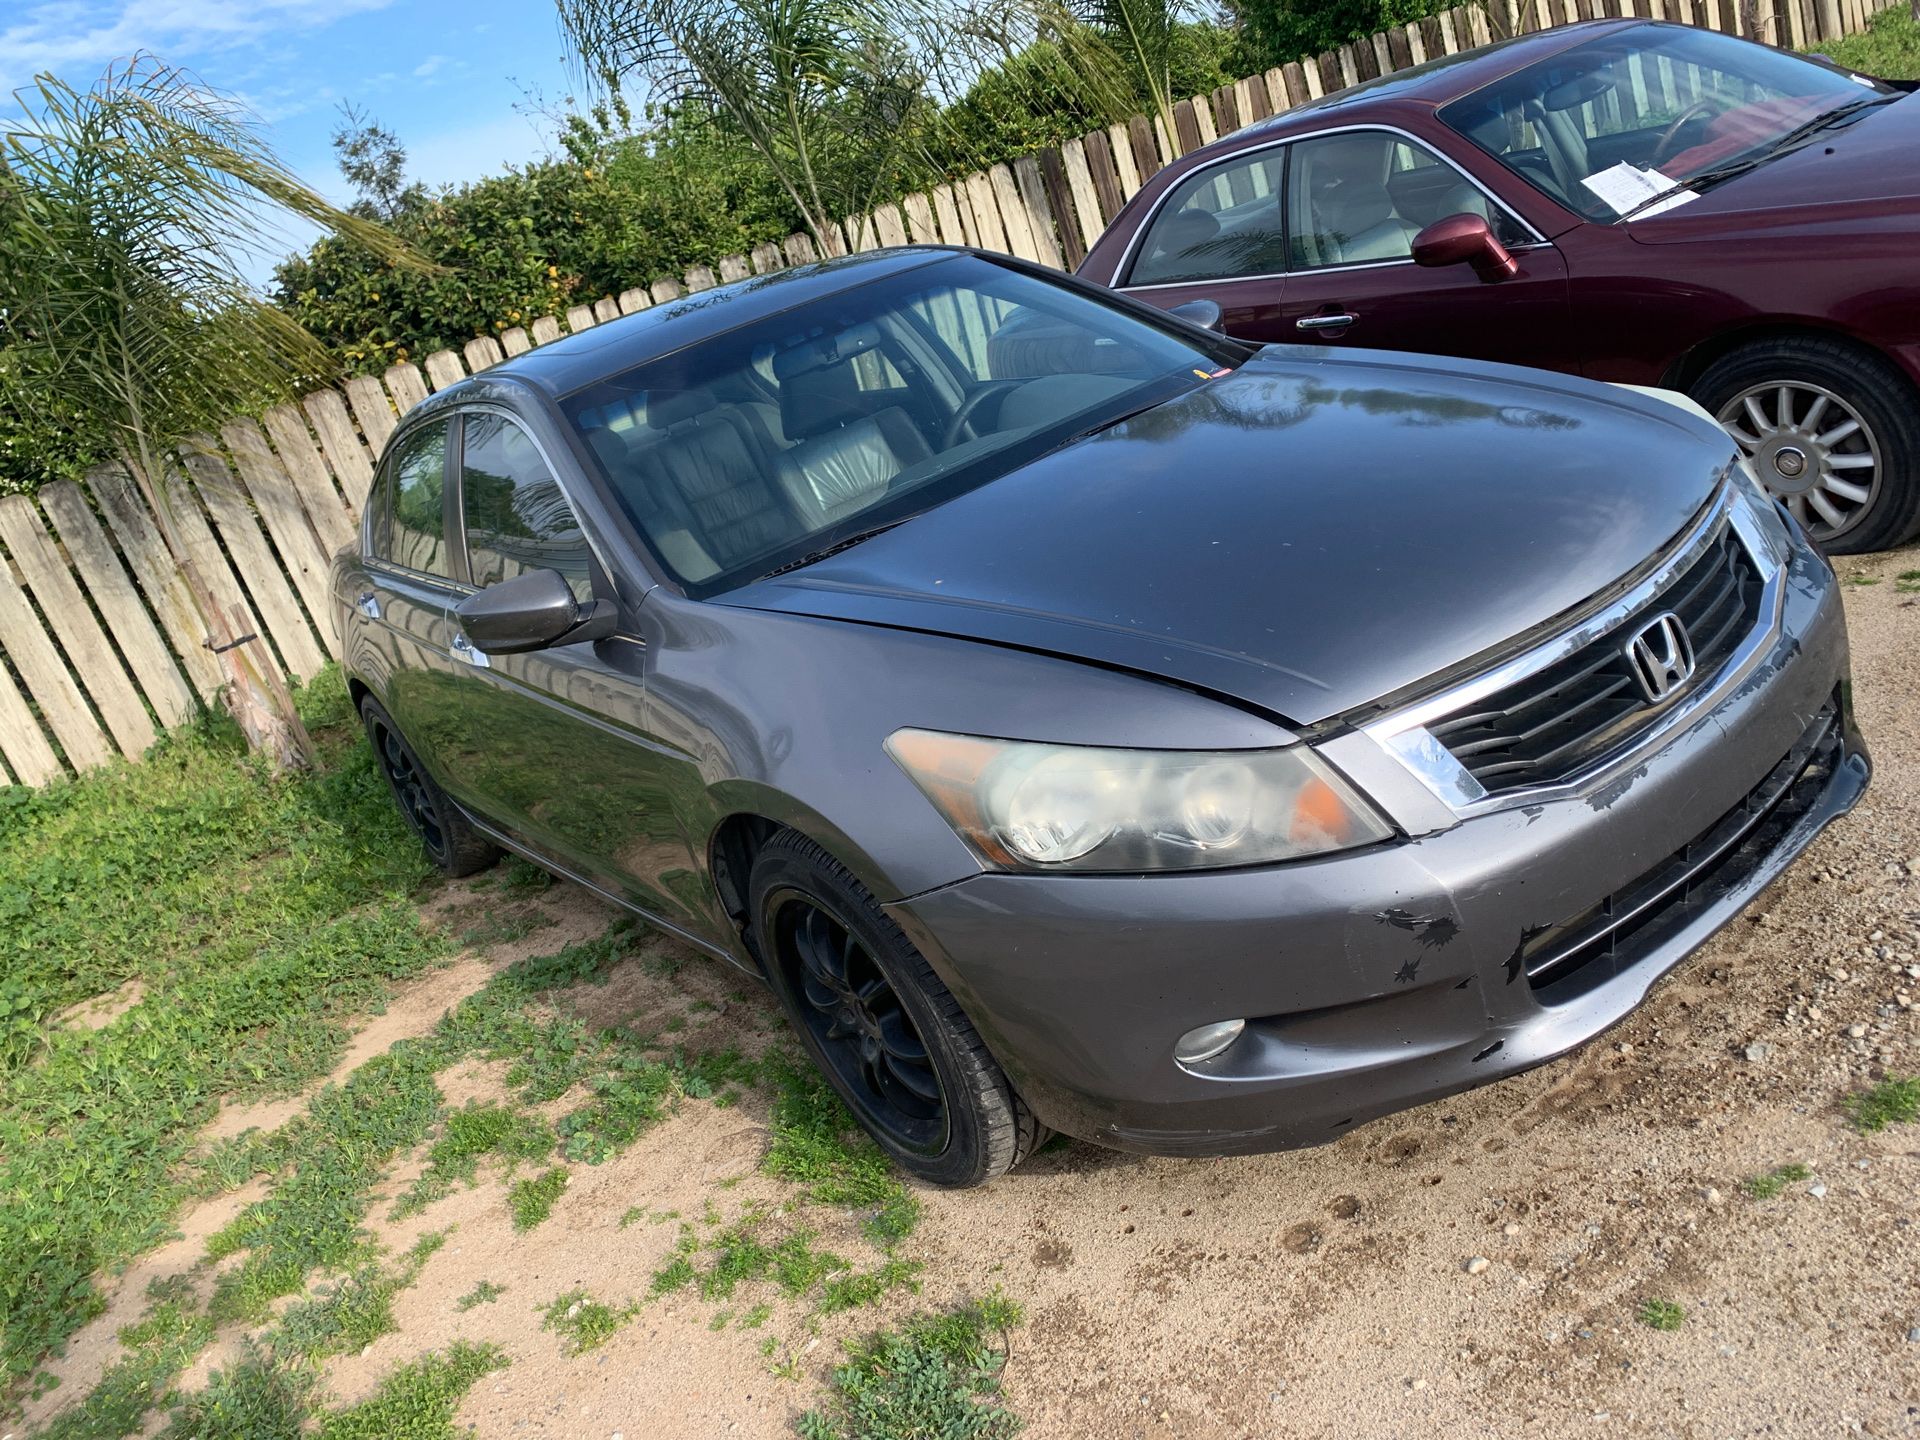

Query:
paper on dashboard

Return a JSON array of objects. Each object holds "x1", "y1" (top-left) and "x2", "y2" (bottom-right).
[{"x1": 1580, "y1": 161, "x2": 1699, "y2": 220}]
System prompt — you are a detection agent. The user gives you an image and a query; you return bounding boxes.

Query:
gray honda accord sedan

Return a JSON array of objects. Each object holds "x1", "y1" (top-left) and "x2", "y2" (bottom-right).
[{"x1": 334, "y1": 246, "x2": 1867, "y2": 1186}]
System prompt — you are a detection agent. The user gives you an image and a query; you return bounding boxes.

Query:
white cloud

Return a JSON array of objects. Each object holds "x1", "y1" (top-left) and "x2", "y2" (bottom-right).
[
  {"x1": 0, "y1": 0, "x2": 397, "y2": 92},
  {"x1": 410, "y1": 53, "x2": 448, "y2": 79}
]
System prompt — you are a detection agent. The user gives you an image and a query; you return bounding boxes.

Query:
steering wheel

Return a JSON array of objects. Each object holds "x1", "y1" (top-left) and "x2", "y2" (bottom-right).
[
  {"x1": 941, "y1": 380, "x2": 1021, "y2": 448},
  {"x1": 1650, "y1": 97, "x2": 1729, "y2": 168}
]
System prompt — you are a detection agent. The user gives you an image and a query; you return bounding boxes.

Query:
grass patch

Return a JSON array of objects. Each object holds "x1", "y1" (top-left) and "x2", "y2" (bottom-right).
[
  {"x1": 36, "y1": 1281, "x2": 214, "y2": 1440},
  {"x1": 154, "y1": 1340, "x2": 317, "y2": 1440},
  {"x1": 763, "y1": 1057, "x2": 922, "y2": 1244},
  {"x1": 314, "y1": 1342, "x2": 505, "y2": 1440},
  {"x1": 1810, "y1": 5, "x2": 1920, "y2": 79},
  {"x1": 1845, "y1": 1075, "x2": 1919, "y2": 1132},
  {"x1": 1898, "y1": 569, "x2": 1920, "y2": 595},
  {"x1": 456, "y1": 1279, "x2": 506, "y2": 1311},
  {"x1": 1741, "y1": 1161, "x2": 1812, "y2": 1200},
  {"x1": 1636, "y1": 1298, "x2": 1685, "y2": 1332},
  {"x1": 540, "y1": 1290, "x2": 636, "y2": 1355},
  {"x1": 798, "y1": 1295, "x2": 1023, "y2": 1440},
  {"x1": 0, "y1": 669, "x2": 449, "y2": 1405},
  {"x1": 1843, "y1": 573, "x2": 1881, "y2": 586},
  {"x1": 276, "y1": 1231, "x2": 448, "y2": 1360},
  {"x1": 395, "y1": 1101, "x2": 553, "y2": 1217},
  {"x1": 507, "y1": 1167, "x2": 570, "y2": 1230}
]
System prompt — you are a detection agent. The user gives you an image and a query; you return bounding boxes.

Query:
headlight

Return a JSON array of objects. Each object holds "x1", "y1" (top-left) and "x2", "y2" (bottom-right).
[
  {"x1": 885, "y1": 730, "x2": 1392, "y2": 872},
  {"x1": 1730, "y1": 457, "x2": 1795, "y2": 566}
]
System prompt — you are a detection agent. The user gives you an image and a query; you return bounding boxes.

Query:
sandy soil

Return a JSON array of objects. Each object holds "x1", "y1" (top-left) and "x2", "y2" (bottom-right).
[{"x1": 24, "y1": 550, "x2": 1920, "y2": 1440}]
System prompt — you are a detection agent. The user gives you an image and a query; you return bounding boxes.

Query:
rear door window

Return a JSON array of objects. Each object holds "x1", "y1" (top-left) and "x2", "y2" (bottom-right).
[{"x1": 1126, "y1": 150, "x2": 1288, "y2": 286}]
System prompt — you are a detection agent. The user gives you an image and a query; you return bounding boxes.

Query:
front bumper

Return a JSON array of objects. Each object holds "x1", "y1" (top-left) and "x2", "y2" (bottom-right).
[{"x1": 886, "y1": 544, "x2": 1866, "y2": 1157}]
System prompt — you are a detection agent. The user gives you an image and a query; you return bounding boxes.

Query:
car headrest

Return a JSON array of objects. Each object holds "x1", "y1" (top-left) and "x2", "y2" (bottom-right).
[
  {"x1": 585, "y1": 427, "x2": 631, "y2": 473},
  {"x1": 772, "y1": 322, "x2": 884, "y2": 381},
  {"x1": 1320, "y1": 180, "x2": 1395, "y2": 238},
  {"x1": 648, "y1": 388, "x2": 719, "y2": 430}
]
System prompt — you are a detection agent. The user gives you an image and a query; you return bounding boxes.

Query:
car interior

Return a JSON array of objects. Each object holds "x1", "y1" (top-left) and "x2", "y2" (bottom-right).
[
  {"x1": 571, "y1": 291, "x2": 1169, "y2": 583},
  {"x1": 1128, "y1": 132, "x2": 1520, "y2": 285}
]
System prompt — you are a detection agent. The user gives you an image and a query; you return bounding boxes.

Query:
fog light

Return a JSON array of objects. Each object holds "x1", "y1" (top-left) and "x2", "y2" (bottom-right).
[{"x1": 1174, "y1": 1018, "x2": 1246, "y2": 1065}]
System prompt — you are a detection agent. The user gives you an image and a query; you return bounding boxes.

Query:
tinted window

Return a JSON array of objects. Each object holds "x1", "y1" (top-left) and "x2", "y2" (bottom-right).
[
  {"x1": 1440, "y1": 24, "x2": 1888, "y2": 222},
  {"x1": 1128, "y1": 150, "x2": 1287, "y2": 285},
  {"x1": 562, "y1": 254, "x2": 1238, "y2": 597},
  {"x1": 459, "y1": 413, "x2": 594, "y2": 601},
  {"x1": 384, "y1": 421, "x2": 452, "y2": 578},
  {"x1": 1288, "y1": 132, "x2": 1528, "y2": 269}
]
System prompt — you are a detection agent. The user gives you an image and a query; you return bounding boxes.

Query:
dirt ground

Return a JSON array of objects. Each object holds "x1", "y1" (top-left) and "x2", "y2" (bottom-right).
[{"x1": 26, "y1": 546, "x2": 1920, "y2": 1440}]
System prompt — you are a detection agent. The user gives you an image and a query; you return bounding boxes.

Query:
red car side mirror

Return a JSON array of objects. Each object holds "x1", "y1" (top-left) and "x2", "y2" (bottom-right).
[{"x1": 1412, "y1": 213, "x2": 1520, "y2": 284}]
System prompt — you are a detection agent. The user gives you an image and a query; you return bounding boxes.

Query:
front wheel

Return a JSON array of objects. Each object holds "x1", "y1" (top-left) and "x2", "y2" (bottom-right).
[
  {"x1": 1695, "y1": 337, "x2": 1920, "y2": 554},
  {"x1": 749, "y1": 832, "x2": 1045, "y2": 1187}
]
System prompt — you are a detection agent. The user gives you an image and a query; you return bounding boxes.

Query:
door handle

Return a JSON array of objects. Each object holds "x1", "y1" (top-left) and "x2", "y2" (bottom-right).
[
  {"x1": 356, "y1": 591, "x2": 381, "y2": 620},
  {"x1": 1296, "y1": 313, "x2": 1357, "y2": 332},
  {"x1": 449, "y1": 633, "x2": 491, "y2": 670}
]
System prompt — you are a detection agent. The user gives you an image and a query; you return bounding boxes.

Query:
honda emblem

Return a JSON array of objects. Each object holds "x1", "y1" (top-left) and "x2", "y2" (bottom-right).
[{"x1": 1624, "y1": 611, "x2": 1695, "y2": 703}]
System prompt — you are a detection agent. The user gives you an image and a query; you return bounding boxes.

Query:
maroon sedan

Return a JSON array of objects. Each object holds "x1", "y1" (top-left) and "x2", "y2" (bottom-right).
[{"x1": 1080, "y1": 20, "x2": 1920, "y2": 552}]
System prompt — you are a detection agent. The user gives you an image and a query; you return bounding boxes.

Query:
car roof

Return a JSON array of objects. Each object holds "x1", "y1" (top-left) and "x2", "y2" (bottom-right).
[
  {"x1": 1230, "y1": 17, "x2": 1641, "y2": 135},
  {"x1": 424, "y1": 247, "x2": 961, "y2": 407}
]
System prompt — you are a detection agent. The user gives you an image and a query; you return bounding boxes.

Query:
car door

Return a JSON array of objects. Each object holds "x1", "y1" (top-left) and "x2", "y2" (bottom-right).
[
  {"x1": 1112, "y1": 144, "x2": 1296, "y2": 343},
  {"x1": 359, "y1": 417, "x2": 469, "y2": 758},
  {"x1": 1276, "y1": 129, "x2": 1571, "y2": 370},
  {"x1": 433, "y1": 406, "x2": 699, "y2": 930}
]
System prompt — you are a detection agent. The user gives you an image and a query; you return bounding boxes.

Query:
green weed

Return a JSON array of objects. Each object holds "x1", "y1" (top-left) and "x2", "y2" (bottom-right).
[
  {"x1": 313, "y1": 1342, "x2": 506, "y2": 1440},
  {"x1": 508, "y1": 1167, "x2": 570, "y2": 1230},
  {"x1": 540, "y1": 1290, "x2": 636, "y2": 1355},
  {"x1": 395, "y1": 1101, "x2": 552, "y2": 1216},
  {"x1": 1810, "y1": 5, "x2": 1920, "y2": 78},
  {"x1": 1845, "y1": 1075, "x2": 1919, "y2": 1131},
  {"x1": 456, "y1": 1279, "x2": 507, "y2": 1311},
  {"x1": 154, "y1": 1340, "x2": 316, "y2": 1440},
  {"x1": 1741, "y1": 1162, "x2": 1812, "y2": 1200},
  {"x1": 762, "y1": 1057, "x2": 921, "y2": 1243},
  {"x1": 797, "y1": 1295, "x2": 1023, "y2": 1440},
  {"x1": 1636, "y1": 1298, "x2": 1685, "y2": 1331}
]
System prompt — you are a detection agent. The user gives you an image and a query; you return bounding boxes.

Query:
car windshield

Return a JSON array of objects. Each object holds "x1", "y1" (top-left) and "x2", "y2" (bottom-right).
[
  {"x1": 1438, "y1": 24, "x2": 1897, "y2": 223},
  {"x1": 560, "y1": 255, "x2": 1238, "y2": 596}
]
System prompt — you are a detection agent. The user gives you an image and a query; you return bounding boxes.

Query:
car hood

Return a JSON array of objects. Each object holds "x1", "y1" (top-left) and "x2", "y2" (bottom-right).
[
  {"x1": 1629, "y1": 90, "x2": 1920, "y2": 242},
  {"x1": 726, "y1": 349, "x2": 1732, "y2": 726}
]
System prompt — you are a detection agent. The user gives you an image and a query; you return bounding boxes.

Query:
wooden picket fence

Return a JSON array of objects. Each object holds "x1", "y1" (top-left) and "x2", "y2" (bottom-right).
[{"x1": 0, "y1": 0, "x2": 1901, "y2": 787}]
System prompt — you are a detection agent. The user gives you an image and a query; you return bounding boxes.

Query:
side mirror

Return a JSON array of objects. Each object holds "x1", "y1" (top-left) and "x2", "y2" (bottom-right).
[
  {"x1": 1166, "y1": 298, "x2": 1225, "y2": 333},
  {"x1": 454, "y1": 568, "x2": 615, "y2": 656},
  {"x1": 1411, "y1": 213, "x2": 1519, "y2": 284}
]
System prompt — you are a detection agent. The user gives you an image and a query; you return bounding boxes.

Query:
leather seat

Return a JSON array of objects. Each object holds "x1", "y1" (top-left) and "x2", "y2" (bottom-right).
[
  {"x1": 1318, "y1": 181, "x2": 1418, "y2": 263},
  {"x1": 771, "y1": 328, "x2": 931, "y2": 528},
  {"x1": 636, "y1": 388, "x2": 798, "y2": 572}
]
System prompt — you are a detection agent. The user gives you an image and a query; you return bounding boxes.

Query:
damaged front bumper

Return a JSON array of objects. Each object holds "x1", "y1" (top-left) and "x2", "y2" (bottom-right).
[{"x1": 885, "y1": 536, "x2": 1866, "y2": 1157}]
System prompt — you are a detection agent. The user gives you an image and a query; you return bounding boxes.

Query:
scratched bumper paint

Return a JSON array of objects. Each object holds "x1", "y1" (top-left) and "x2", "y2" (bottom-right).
[{"x1": 886, "y1": 545, "x2": 1864, "y2": 1157}]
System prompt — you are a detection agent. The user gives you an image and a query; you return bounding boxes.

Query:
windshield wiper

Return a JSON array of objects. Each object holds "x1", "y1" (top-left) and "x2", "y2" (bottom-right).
[
  {"x1": 1619, "y1": 94, "x2": 1895, "y2": 221},
  {"x1": 758, "y1": 519, "x2": 910, "y2": 580}
]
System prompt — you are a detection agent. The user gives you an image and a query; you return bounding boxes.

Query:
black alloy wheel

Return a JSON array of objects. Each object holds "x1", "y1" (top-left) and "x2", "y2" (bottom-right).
[
  {"x1": 747, "y1": 830, "x2": 1046, "y2": 1187},
  {"x1": 782, "y1": 897, "x2": 946, "y2": 1154},
  {"x1": 358, "y1": 696, "x2": 500, "y2": 877}
]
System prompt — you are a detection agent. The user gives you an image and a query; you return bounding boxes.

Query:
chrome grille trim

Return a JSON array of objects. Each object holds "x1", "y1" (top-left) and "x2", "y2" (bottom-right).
[{"x1": 1363, "y1": 480, "x2": 1788, "y2": 821}]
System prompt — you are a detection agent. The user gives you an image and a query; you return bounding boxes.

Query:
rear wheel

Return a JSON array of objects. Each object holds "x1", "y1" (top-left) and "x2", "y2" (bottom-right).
[
  {"x1": 749, "y1": 831, "x2": 1045, "y2": 1187},
  {"x1": 1694, "y1": 336, "x2": 1920, "y2": 553},
  {"x1": 360, "y1": 696, "x2": 499, "y2": 877}
]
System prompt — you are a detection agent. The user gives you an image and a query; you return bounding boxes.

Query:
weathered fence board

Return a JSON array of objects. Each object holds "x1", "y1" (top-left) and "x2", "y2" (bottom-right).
[
  {"x1": 88, "y1": 467, "x2": 224, "y2": 702},
  {"x1": 0, "y1": 657, "x2": 60, "y2": 786},
  {"x1": 262, "y1": 407, "x2": 357, "y2": 558},
  {"x1": 0, "y1": 497, "x2": 156, "y2": 758},
  {"x1": 221, "y1": 420, "x2": 344, "y2": 655},
  {"x1": 0, "y1": 554, "x2": 113, "y2": 771},
  {"x1": 38, "y1": 481, "x2": 196, "y2": 729}
]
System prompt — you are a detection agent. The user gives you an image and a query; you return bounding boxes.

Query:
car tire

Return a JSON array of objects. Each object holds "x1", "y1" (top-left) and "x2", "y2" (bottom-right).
[
  {"x1": 359, "y1": 696, "x2": 500, "y2": 877},
  {"x1": 1692, "y1": 336, "x2": 1920, "y2": 554},
  {"x1": 749, "y1": 830, "x2": 1046, "y2": 1188}
]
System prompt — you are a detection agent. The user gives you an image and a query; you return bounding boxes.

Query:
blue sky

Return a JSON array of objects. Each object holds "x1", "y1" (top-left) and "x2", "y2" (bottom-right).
[{"x1": 3, "y1": 0, "x2": 583, "y2": 282}]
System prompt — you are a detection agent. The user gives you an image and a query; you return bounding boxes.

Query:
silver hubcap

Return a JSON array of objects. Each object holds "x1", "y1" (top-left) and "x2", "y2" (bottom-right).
[{"x1": 1717, "y1": 381, "x2": 1879, "y2": 541}]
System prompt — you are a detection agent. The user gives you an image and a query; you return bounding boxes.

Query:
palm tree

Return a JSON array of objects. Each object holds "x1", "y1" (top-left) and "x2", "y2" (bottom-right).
[
  {"x1": 1, "y1": 58, "x2": 418, "y2": 769},
  {"x1": 558, "y1": 0, "x2": 938, "y2": 252}
]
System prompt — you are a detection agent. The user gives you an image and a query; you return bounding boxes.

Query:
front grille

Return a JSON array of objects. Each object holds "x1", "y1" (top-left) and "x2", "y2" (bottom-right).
[
  {"x1": 1522, "y1": 701, "x2": 1840, "y2": 1001},
  {"x1": 1429, "y1": 523, "x2": 1764, "y2": 797}
]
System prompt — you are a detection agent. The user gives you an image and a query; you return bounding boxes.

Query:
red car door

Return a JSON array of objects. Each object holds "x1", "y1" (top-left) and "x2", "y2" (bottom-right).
[{"x1": 1277, "y1": 129, "x2": 1572, "y2": 368}]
